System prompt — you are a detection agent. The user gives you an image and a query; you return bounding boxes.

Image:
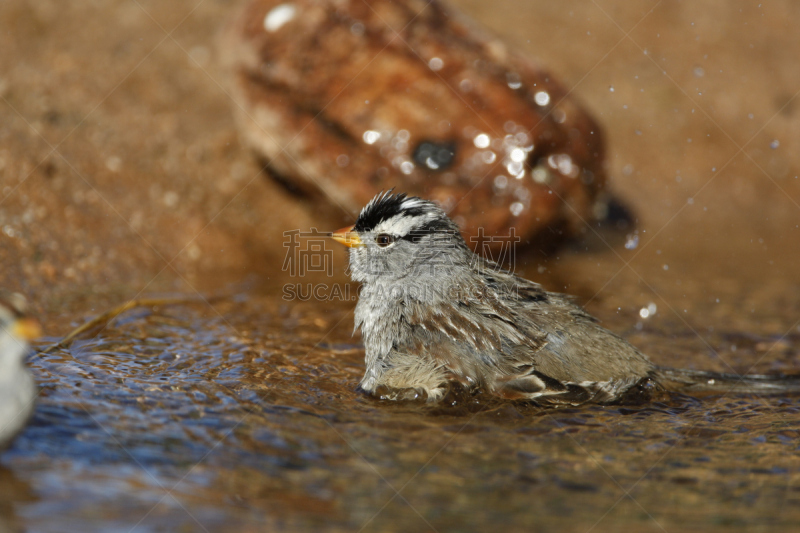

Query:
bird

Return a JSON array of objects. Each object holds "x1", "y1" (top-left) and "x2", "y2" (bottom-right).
[
  {"x1": 330, "y1": 191, "x2": 800, "y2": 405},
  {"x1": 0, "y1": 293, "x2": 40, "y2": 447}
]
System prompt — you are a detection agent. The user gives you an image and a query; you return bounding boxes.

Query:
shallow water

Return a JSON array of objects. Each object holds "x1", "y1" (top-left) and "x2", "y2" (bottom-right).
[{"x1": 4, "y1": 233, "x2": 800, "y2": 532}]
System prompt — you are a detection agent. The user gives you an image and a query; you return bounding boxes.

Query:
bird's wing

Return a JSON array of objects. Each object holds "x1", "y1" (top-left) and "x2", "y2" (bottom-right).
[
  {"x1": 493, "y1": 368, "x2": 648, "y2": 406},
  {"x1": 404, "y1": 273, "x2": 548, "y2": 356}
]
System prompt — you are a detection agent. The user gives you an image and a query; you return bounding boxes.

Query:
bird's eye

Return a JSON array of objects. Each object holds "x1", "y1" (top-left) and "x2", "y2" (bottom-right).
[
  {"x1": 375, "y1": 234, "x2": 395, "y2": 247},
  {"x1": 412, "y1": 140, "x2": 456, "y2": 171}
]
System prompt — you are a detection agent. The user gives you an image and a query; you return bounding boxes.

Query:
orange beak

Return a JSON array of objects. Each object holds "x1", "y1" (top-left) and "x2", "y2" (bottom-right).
[
  {"x1": 11, "y1": 317, "x2": 42, "y2": 341},
  {"x1": 330, "y1": 225, "x2": 363, "y2": 248}
]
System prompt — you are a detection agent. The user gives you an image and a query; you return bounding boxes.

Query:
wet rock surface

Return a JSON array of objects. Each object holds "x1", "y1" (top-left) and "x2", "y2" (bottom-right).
[
  {"x1": 221, "y1": 0, "x2": 611, "y2": 245},
  {"x1": 1, "y1": 0, "x2": 800, "y2": 531}
]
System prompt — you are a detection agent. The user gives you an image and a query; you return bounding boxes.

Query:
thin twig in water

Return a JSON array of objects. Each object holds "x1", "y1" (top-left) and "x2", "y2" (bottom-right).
[{"x1": 38, "y1": 296, "x2": 221, "y2": 355}]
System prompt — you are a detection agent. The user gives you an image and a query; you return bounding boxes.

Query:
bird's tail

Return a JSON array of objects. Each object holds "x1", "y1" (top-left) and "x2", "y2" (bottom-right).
[{"x1": 652, "y1": 366, "x2": 800, "y2": 395}]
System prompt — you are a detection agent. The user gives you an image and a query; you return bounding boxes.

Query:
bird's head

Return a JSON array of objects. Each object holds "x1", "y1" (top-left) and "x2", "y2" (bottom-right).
[
  {"x1": 331, "y1": 192, "x2": 470, "y2": 288},
  {"x1": 0, "y1": 292, "x2": 40, "y2": 366}
]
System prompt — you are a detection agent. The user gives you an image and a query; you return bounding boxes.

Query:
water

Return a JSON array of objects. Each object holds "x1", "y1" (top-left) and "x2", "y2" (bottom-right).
[{"x1": 3, "y1": 232, "x2": 799, "y2": 532}]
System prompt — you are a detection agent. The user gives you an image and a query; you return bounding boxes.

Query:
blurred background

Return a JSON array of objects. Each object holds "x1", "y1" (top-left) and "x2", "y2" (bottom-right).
[
  {"x1": 1, "y1": 0, "x2": 797, "y2": 317},
  {"x1": 1, "y1": 1, "x2": 799, "y2": 531}
]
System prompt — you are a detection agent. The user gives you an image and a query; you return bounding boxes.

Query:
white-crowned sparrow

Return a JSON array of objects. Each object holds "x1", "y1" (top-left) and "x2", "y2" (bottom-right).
[
  {"x1": 0, "y1": 293, "x2": 40, "y2": 447},
  {"x1": 331, "y1": 192, "x2": 800, "y2": 405}
]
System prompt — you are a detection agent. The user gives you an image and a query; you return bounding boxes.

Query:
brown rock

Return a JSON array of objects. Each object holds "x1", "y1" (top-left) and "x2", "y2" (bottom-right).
[{"x1": 220, "y1": 0, "x2": 612, "y2": 246}]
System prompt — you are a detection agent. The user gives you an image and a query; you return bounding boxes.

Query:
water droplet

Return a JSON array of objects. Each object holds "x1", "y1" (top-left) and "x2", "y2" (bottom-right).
[
  {"x1": 187, "y1": 243, "x2": 201, "y2": 261},
  {"x1": 514, "y1": 187, "x2": 530, "y2": 201},
  {"x1": 506, "y1": 161, "x2": 523, "y2": 177},
  {"x1": 687, "y1": 197, "x2": 694, "y2": 205},
  {"x1": 428, "y1": 57, "x2": 444, "y2": 71},
  {"x1": 105, "y1": 156, "x2": 122, "y2": 172},
  {"x1": 493, "y1": 175, "x2": 508, "y2": 190},
  {"x1": 609, "y1": 86, "x2": 615, "y2": 92},
  {"x1": 336, "y1": 154, "x2": 349, "y2": 168},
  {"x1": 770, "y1": 139, "x2": 780, "y2": 149},
  {"x1": 392, "y1": 138, "x2": 408, "y2": 152},
  {"x1": 413, "y1": 141, "x2": 455, "y2": 171},
  {"x1": 481, "y1": 151, "x2": 497, "y2": 164},
  {"x1": 624, "y1": 233, "x2": 639, "y2": 250},
  {"x1": 639, "y1": 302, "x2": 657, "y2": 319},
  {"x1": 533, "y1": 91, "x2": 550, "y2": 106},
  {"x1": 509, "y1": 202, "x2": 524, "y2": 216},
  {"x1": 693, "y1": 66, "x2": 705, "y2": 77},
  {"x1": 473, "y1": 133, "x2": 490, "y2": 149},
  {"x1": 556, "y1": 154, "x2": 577, "y2": 177},
  {"x1": 459, "y1": 79, "x2": 473, "y2": 92},
  {"x1": 510, "y1": 148, "x2": 526, "y2": 163},
  {"x1": 264, "y1": 4, "x2": 296, "y2": 32},
  {"x1": 532, "y1": 166, "x2": 550, "y2": 184},
  {"x1": 663, "y1": 264, "x2": 669, "y2": 271},
  {"x1": 350, "y1": 22, "x2": 365, "y2": 36},
  {"x1": 163, "y1": 191, "x2": 179, "y2": 207},
  {"x1": 506, "y1": 72, "x2": 522, "y2": 90},
  {"x1": 363, "y1": 130, "x2": 380, "y2": 145},
  {"x1": 396, "y1": 129, "x2": 410, "y2": 142}
]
